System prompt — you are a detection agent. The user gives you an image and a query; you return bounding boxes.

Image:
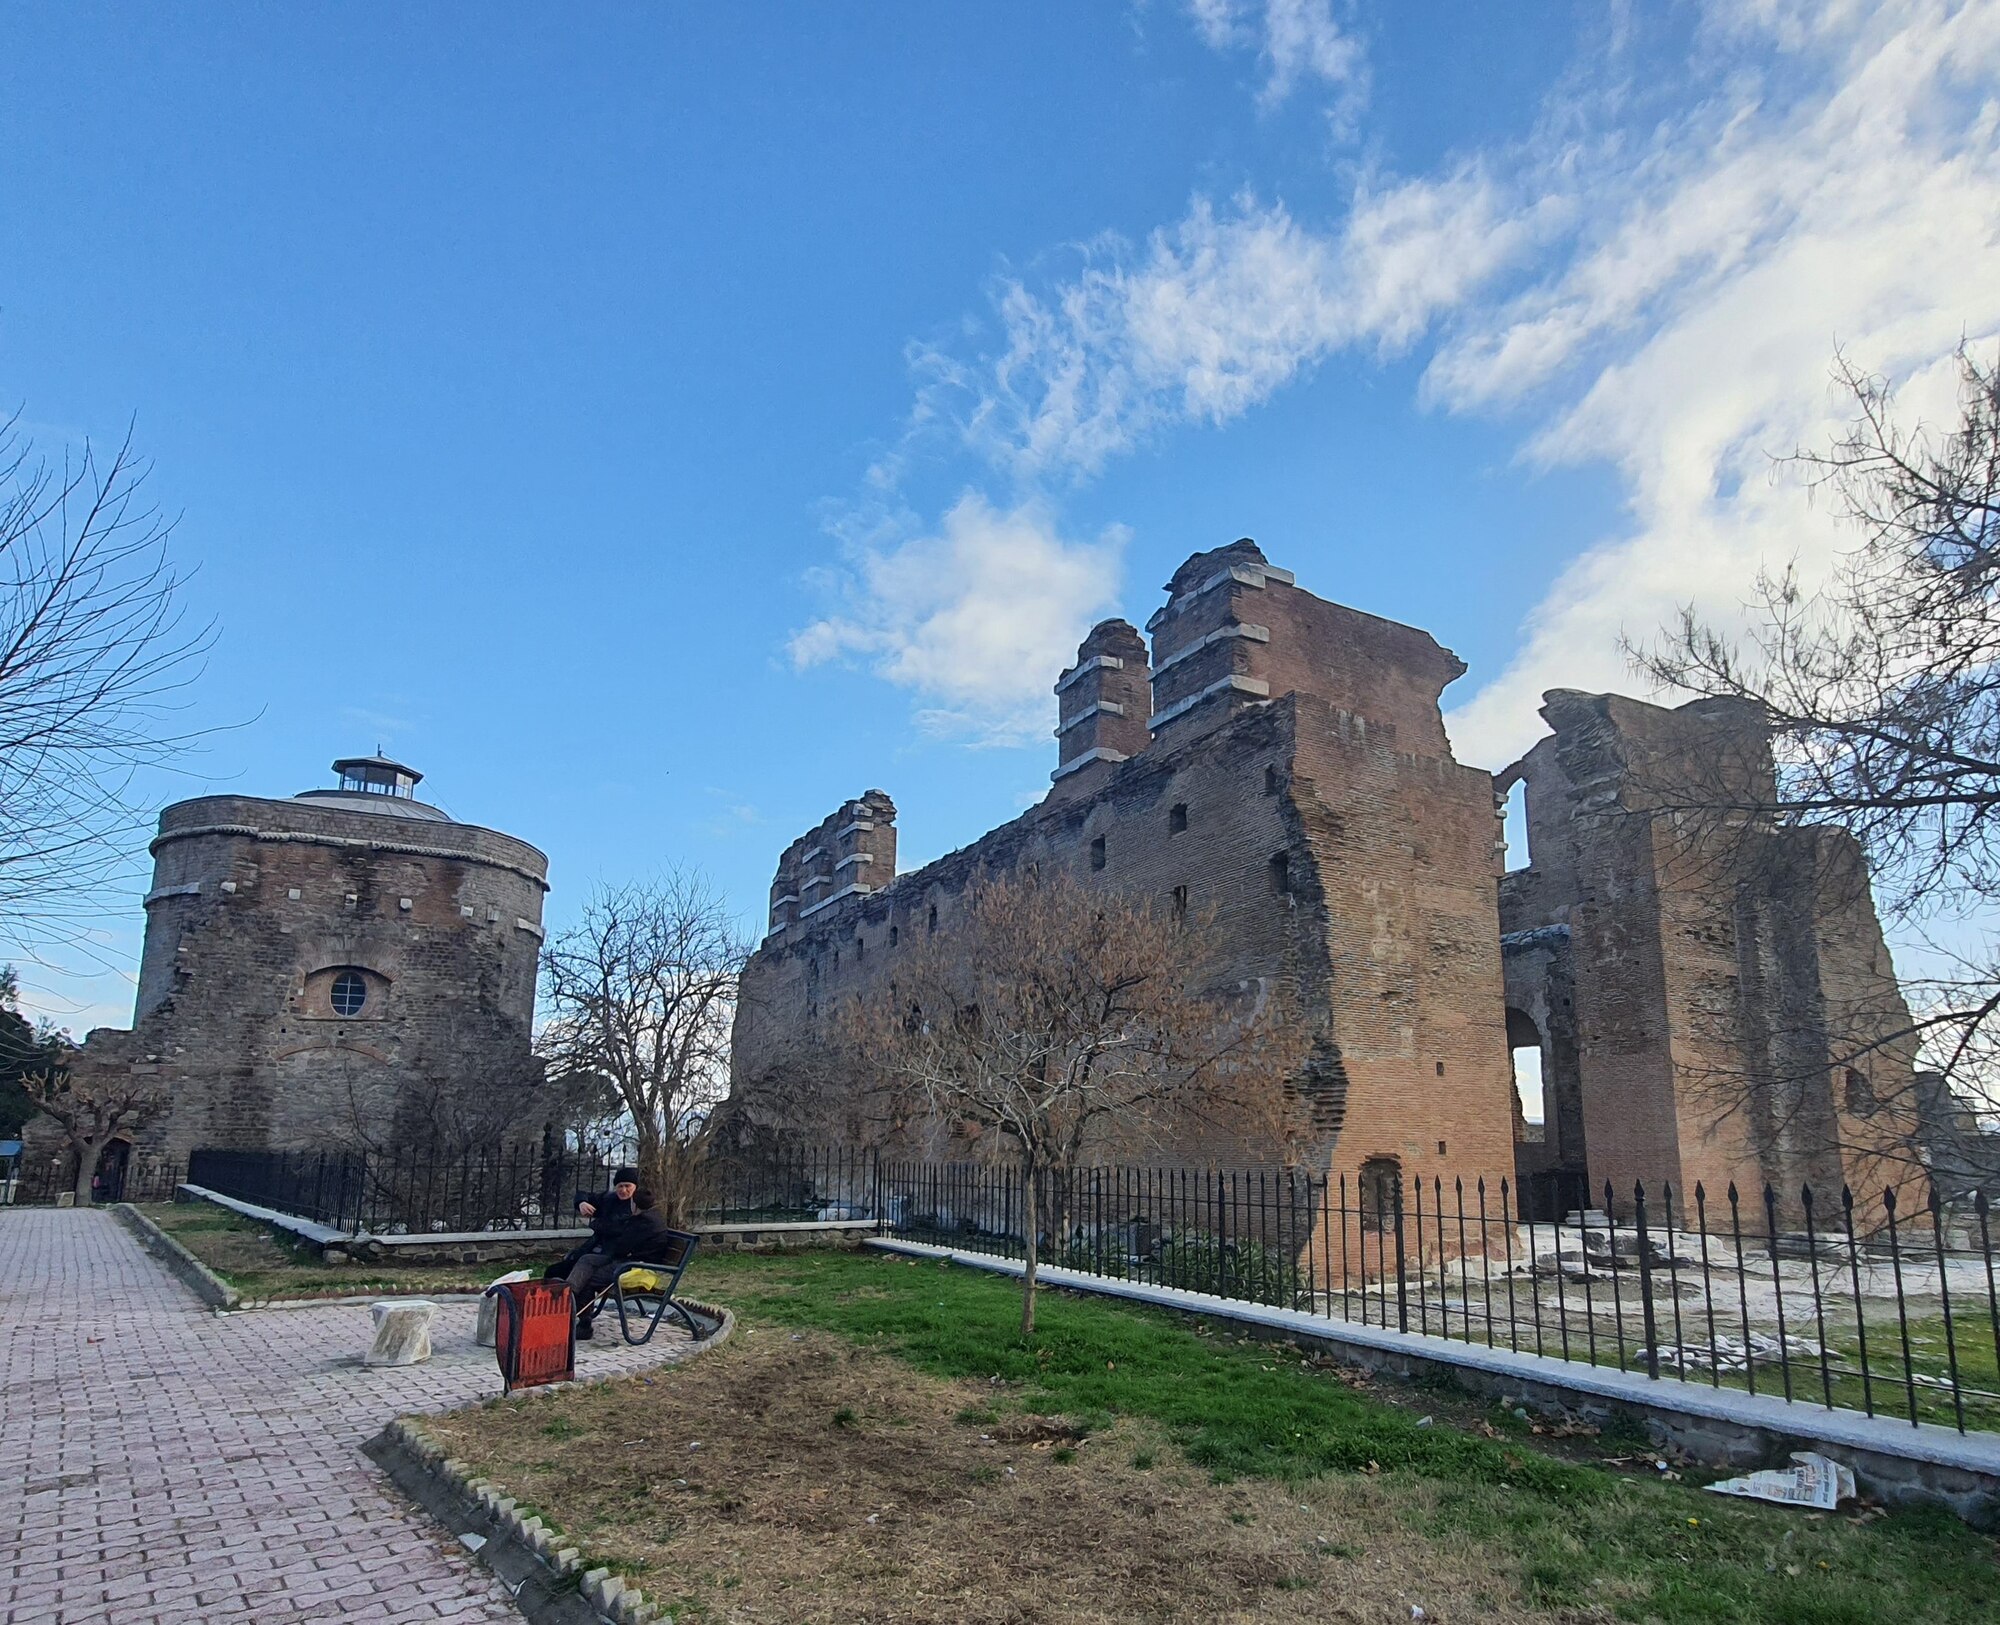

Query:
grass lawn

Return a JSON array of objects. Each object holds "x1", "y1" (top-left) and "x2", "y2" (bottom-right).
[
  {"x1": 420, "y1": 1249, "x2": 2000, "y2": 1624},
  {"x1": 134, "y1": 1201, "x2": 520, "y2": 1299}
]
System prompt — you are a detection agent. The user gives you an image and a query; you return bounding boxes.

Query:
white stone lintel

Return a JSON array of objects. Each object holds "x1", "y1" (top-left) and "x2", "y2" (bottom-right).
[
  {"x1": 1146, "y1": 564, "x2": 1295, "y2": 631},
  {"x1": 1053, "y1": 653, "x2": 1126, "y2": 695},
  {"x1": 1054, "y1": 701, "x2": 1127, "y2": 736},
  {"x1": 835, "y1": 852, "x2": 876, "y2": 871},
  {"x1": 800, "y1": 846, "x2": 825, "y2": 864},
  {"x1": 1049, "y1": 747, "x2": 1131, "y2": 783},
  {"x1": 1149, "y1": 674, "x2": 1272, "y2": 731},
  {"x1": 1152, "y1": 622, "x2": 1271, "y2": 674},
  {"x1": 798, "y1": 882, "x2": 875, "y2": 919},
  {"x1": 143, "y1": 882, "x2": 203, "y2": 907}
]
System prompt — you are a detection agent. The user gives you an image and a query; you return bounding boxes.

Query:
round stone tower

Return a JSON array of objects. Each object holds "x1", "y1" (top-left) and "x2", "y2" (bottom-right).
[{"x1": 75, "y1": 753, "x2": 551, "y2": 1161}]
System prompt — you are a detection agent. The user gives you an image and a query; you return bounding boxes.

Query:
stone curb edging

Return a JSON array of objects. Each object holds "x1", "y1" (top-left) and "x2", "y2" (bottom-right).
[
  {"x1": 111, "y1": 1202, "x2": 241, "y2": 1310},
  {"x1": 367, "y1": 1298, "x2": 737, "y2": 1625}
]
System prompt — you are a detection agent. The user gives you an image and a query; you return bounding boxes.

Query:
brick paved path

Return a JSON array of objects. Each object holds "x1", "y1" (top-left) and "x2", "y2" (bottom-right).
[{"x1": 0, "y1": 1208, "x2": 698, "y2": 1623}]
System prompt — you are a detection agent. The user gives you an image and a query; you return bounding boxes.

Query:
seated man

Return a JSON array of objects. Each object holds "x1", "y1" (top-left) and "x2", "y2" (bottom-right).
[
  {"x1": 545, "y1": 1165, "x2": 640, "y2": 1284},
  {"x1": 562, "y1": 1188, "x2": 677, "y2": 1340}
]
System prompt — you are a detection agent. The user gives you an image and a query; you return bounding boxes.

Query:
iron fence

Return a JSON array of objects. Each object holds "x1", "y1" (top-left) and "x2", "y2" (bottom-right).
[
  {"x1": 879, "y1": 1158, "x2": 2000, "y2": 1437},
  {"x1": 183, "y1": 1142, "x2": 880, "y2": 1237},
  {"x1": 7, "y1": 1152, "x2": 187, "y2": 1207}
]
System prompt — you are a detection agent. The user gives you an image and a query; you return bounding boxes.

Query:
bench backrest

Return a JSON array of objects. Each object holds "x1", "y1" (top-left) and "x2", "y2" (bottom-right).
[{"x1": 626, "y1": 1227, "x2": 699, "y2": 1288}]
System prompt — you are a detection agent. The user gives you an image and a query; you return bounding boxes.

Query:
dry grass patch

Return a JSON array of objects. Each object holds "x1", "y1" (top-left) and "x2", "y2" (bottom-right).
[{"x1": 425, "y1": 1326, "x2": 1551, "y2": 1624}]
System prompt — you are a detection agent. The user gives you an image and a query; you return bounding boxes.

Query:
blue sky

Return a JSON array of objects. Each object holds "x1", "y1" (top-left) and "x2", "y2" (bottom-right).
[{"x1": 5, "y1": 2, "x2": 1999, "y2": 1032}]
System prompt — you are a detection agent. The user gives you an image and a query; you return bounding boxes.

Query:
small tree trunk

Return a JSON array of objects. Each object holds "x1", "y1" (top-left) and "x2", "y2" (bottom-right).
[
  {"x1": 1020, "y1": 1154, "x2": 1039, "y2": 1339},
  {"x1": 72, "y1": 1138, "x2": 105, "y2": 1206},
  {"x1": 635, "y1": 1119, "x2": 668, "y2": 1205}
]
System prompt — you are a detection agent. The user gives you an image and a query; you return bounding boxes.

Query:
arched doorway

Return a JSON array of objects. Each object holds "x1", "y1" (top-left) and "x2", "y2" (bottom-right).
[{"x1": 93, "y1": 1138, "x2": 132, "y2": 1203}]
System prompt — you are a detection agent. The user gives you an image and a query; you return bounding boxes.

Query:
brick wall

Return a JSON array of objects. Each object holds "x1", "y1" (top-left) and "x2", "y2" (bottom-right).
[
  {"x1": 731, "y1": 540, "x2": 1521, "y2": 1213},
  {"x1": 44, "y1": 792, "x2": 550, "y2": 1163}
]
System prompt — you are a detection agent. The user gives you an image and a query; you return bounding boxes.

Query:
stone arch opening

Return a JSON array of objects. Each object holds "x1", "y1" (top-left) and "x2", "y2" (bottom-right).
[
  {"x1": 1506, "y1": 1006, "x2": 1546, "y2": 1142},
  {"x1": 1358, "y1": 1154, "x2": 1401, "y2": 1232},
  {"x1": 1501, "y1": 778, "x2": 1531, "y2": 871}
]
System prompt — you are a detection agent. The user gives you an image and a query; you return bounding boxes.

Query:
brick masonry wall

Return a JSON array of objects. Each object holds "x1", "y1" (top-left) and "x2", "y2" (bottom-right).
[
  {"x1": 732, "y1": 541, "x2": 1521, "y2": 1217},
  {"x1": 1498, "y1": 691, "x2": 1925, "y2": 1221},
  {"x1": 46, "y1": 793, "x2": 550, "y2": 1163}
]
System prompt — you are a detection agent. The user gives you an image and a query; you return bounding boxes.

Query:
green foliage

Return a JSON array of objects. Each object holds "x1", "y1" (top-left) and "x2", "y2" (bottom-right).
[
  {"x1": 0, "y1": 965, "x2": 63, "y2": 1140},
  {"x1": 684, "y1": 1249, "x2": 2000, "y2": 1624},
  {"x1": 1155, "y1": 1233, "x2": 1309, "y2": 1309}
]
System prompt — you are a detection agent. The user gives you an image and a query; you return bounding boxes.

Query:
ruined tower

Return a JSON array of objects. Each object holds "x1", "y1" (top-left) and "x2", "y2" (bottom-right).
[
  {"x1": 732, "y1": 539, "x2": 1520, "y2": 1195},
  {"x1": 50, "y1": 754, "x2": 551, "y2": 1170},
  {"x1": 1049, "y1": 619, "x2": 1151, "y2": 798}
]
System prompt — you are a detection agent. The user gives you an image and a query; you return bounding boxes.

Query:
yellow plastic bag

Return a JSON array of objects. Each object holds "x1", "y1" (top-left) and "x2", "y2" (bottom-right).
[{"x1": 618, "y1": 1267, "x2": 661, "y2": 1292}]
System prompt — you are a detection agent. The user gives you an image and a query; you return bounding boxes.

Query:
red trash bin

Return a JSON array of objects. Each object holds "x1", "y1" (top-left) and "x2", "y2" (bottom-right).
[{"x1": 489, "y1": 1279, "x2": 577, "y2": 1394}]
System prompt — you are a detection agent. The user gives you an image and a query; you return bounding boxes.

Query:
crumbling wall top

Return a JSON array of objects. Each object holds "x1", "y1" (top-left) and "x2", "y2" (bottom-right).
[{"x1": 767, "y1": 789, "x2": 899, "y2": 937}]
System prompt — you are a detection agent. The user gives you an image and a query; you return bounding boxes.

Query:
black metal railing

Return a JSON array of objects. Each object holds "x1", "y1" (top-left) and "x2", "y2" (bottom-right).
[
  {"x1": 8, "y1": 1153, "x2": 186, "y2": 1207},
  {"x1": 878, "y1": 1159, "x2": 2000, "y2": 1437},
  {"x1": 184, "y1": 1142, "x2": 881, "y2": 1238}
]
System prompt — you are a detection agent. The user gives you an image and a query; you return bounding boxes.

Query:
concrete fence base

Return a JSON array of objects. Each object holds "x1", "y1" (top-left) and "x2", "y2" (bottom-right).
[
  {"x1": 866, "y1": 1237, "x2": 2000, "y2": 1529},
  {"x1": 173, "y1": 1183, "x2": 879, "y2": 1266}
]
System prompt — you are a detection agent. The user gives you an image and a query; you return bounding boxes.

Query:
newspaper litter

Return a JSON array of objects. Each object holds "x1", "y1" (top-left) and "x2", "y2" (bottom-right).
[{"x1": 1704, "y1": 1452, "x2": 1855, "y2": 1510}]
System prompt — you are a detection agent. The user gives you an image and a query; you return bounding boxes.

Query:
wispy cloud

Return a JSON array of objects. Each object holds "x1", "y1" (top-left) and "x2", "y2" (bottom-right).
[
  {"x1": 806, "y1": 0, "x2": 2000, "y2": 767},
  {"x1": 1438, "y1": 0, "x2": 2000, "y2": 763},
  {"x1": 924, "y1": 172, "x2": 1548, "y2": 483},
  {"x1": 791, "y1": 494, "x2": 1128, "y2": 743},
  {"x1": 1185, "y1": 0, "x2": 1370, "y2": 125}
]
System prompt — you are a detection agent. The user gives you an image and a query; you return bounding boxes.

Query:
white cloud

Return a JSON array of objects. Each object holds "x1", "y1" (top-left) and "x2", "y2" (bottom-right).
[
  {"x1": 1440, "y1": 0, "x2": 2000, "y2": 765},
  {"x1": 943, "y1": 170, "x2": 1544, "y2": 480},
  {"x1": 813, "y1": 0, "x2": 2000, "y2": 770},
  {"x1": 791, "y1": 494, "x2": 1128, "y2": 744},
  {"x1": 1185, "y1": 0, "x2": 1369, "y2": 122}
]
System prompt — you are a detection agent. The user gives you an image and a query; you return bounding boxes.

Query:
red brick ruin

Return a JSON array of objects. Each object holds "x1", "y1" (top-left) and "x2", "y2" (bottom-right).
[{"x1": 731, "y1": 539, "x2": 1926, "y2": 1235}]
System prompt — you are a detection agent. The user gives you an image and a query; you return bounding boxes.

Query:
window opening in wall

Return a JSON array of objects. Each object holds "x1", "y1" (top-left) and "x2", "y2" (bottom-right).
[
  {"x1": 1264, "y1": 765, "x2": 1280, "y2": 795},
  {"x1": 1359, "y1": 1156, "x2": 1401, "y2": 1232},
  {"x1": 1169, "y1": 802, "x2": 1188, "y2": 834},
  {"x1": 1511, "y1": 1043, "x2": 1546, "y2": 1142},
  {"x1": 330, "y1": 970, "x2": 368, "y2": 1017},
  {"x1": 927, "y1": 904, "x2": 938, "y2": 934},
  {"x1": 1502, "y1": 780, "x2": 1531, "y2": 872},
  {"x1": 889, "y1": 925, "x2": 899, "y2": 948},
  {"x1": 832, "y1": 947, "x2": 840, "y2": 969},
  {"x1": 1171, "y1": 885, "x2": 1188, "y2": 922},
  {"x1": 1090, "y1": 835, "x2": 1106, "y2": 871},
  {"x1": 855, "y1": 936, "x2": 865, "y2": 960},
  {"x1": 1268, "y1": 851, "x2": 1290, "y2": 895},
  {"x1": 1844, "y1": 1067, "x2": 1879, "y2": 1117}
]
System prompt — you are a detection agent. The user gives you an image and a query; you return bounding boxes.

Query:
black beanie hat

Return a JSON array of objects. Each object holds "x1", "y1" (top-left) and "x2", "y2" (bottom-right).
[{"x1": 613, "y1": 1166, "x2": 640, "y2": 1185}]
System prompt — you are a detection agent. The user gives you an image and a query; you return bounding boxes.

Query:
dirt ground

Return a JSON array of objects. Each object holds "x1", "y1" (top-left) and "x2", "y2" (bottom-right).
[{"x1": 424, "y1": 1325, "x2": 1573, "y2": 1625}]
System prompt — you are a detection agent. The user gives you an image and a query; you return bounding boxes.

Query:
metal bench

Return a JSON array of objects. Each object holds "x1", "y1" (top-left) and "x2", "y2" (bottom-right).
[{"x1": 581, "y1": 1227, "x2": 712, "y2": 1345}]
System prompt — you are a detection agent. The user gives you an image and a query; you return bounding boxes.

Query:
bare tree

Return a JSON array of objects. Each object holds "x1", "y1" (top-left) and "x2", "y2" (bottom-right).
[
  {"x1": 1635, "y1": 343, "x2": 2000, "y2": 1155},
  {"x1": 538, "y1": 871, "x2": 749, "y2": 1228},
  {"x1": 20, "y1": 1061, "x2": 169, "y2": 1205},
  {"x1": 849, "y1": 870, "x2": 1288, "y2": 1336},
  {"x1": 1, "y1": 419, "x2": 213, "y2": 946}
]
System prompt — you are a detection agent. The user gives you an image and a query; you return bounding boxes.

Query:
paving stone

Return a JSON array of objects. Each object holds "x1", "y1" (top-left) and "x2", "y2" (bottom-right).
[{"x1": 0, "y1": 1209, "x2": 694, "y2": 1624}]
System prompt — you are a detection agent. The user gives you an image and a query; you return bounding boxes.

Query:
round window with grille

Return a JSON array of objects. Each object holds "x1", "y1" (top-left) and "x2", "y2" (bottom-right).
[{"x1": 330, "y1": 970, "x2": 368, "y2": 1017}]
